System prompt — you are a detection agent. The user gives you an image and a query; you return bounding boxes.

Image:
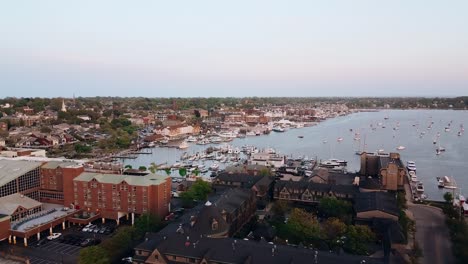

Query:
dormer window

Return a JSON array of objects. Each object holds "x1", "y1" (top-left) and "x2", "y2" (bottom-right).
[{"x1": 211, "y1": 218, "x2": 219, "y2": 230}]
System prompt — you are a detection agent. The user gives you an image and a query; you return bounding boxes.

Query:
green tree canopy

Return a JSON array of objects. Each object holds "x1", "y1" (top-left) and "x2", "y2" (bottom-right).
[
  {"x1": 180, "y1": 179, "x2": 212, "y2": 207},
  {"x1": 318, "y1": 197, "x2": 352, "y2": 222},
  {"x1": 134, "y1": 213, "x2": 164, "y2": 238},
  {"x1": 285, "y1": 208, "x2": 321, "y2": 244},
  {"x1": 343, "y1": 225, "x2": 376, "y2": 255},
  {"x1": 322, "y1": 218, "x2": 347, "y2": 241},
  {"x1": 79, "y1": 245, "x2": 110, "y2": 264}
]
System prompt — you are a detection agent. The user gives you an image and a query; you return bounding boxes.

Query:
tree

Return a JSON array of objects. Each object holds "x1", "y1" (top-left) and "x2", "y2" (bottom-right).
[
  {"x1": 259, "y1": 168, "x2": 272, "y2": 176},
  {"x1": 75, "y1": 144, "x2": 92, "y2": 153},
  {"x1": 124, "y1": 165, "x2": 132, "y2": 169},
  {"x1": 193, "y1": 169, "x2": 200, "y2": 176},
  {"x1": 318, "y1": 197, "x2": 352, "y2": 222},
  {"x1": 271, "y1": 200, "x2": 289, "y2": 218},
  {"x1": 79, "y1": 246, "x2": 110, "y2": 264},
  {"x1": 322, "y1": 218, "x2": 347, "y2": 241},
  {"x1": 444, "y1": 192, "x2": 454, "y2": 204},
  {"x1": 138, "y1": 166, "x2": 147, "y2": 171},
  {"x1": 148, "y1": 162, "x2": 159, "y2": 173},
  {"x1": 100, "y1": 226, "x2": 135, "y2": 263},
  {"x1": 179, "y1": 167, "x2": 187, "y2": 177},
  {"x1": 285, "y1": 208, "x2": 321, "y2": 244},
  {"x1": 343, "y1": 225, "x2": 376, "y2": 255},
  {"x1": 40, "y1": 126, "x2": 52, "y2": 133},
  {"x1": 180, "y1": 179, "x2": 212, "y2": 207},
  {"x1": 134, "y1": 213, "x2": 163, "y2": 238},
  {"x1": 164, "y1": 168, "x2": 172, "y2": 175}
]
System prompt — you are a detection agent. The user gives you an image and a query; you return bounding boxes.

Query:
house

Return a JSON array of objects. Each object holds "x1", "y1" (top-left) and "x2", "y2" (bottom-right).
[
  {"x1": 213, "y1": 173, "x2": 273, "y2": 207},
  {"x1": 274, "y1": 180, "x2": 358, "y2": 203}
]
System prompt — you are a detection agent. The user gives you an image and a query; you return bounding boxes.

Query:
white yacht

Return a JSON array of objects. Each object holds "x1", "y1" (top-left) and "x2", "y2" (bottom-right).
[
  {"x1": 396, "y1": 146, "x2": 406, "y2": 151},
  {"x1": 416, "y1": 183, "x2": 424, "y2": 192},
  {"x1": 178, "y1": 141, "x2": 189, "y2": 149},
  {"x1": 186, "y1": 136, "x2": 197, "y2": 142},
  {"x1": 210, "y1": 163, "x2": 219, "y2": 171},
  {"x1": 272, "y1": 126, "x2": 285, "y2": 132}
]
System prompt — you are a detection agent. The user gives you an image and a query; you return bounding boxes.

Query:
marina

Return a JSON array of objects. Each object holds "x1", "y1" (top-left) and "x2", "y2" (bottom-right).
[{"x1": 122, "y1": 109, "x2": 468, "y2": 201}]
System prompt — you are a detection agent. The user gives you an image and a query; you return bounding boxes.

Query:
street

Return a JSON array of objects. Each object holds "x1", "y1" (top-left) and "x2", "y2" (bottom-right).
[{"x1": 409, "y1": 204, "x2": 453, "y2": 264}]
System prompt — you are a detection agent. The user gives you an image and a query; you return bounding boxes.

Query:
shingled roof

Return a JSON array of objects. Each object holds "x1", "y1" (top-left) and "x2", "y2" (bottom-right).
[
  {"x1": 354, "y1": 192, "x2": 399, "y2": 217},
  {"x1": 139, "y1": 233, "x2": 384, "y2": 264}
]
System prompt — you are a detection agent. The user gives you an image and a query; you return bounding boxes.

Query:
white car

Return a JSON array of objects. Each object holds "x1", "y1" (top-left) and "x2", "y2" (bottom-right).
[{"x1": 47, "y1": 233, "x2": 62, "y2": 240}]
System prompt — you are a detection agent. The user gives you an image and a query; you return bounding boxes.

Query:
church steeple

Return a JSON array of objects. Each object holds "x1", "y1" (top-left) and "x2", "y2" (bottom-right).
[{"x1": 61, "y1": 99, "x2": 67, "y2": 112}]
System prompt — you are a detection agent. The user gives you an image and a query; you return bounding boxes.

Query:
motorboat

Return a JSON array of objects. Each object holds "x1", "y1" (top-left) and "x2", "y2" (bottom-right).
[
  {"x1": 328, "y1": 158, "x2": 347, "y2": 166},
  {"x1": 210, "y1": 137, "x2": 223, "y2": 143},
  {"x1": 210, "y1": 163, "x2": 219, "y2": 171},
  {"x1": 178, "y1": 141, "x2": 189, "y2": 149},
  {"x1": 407, "y1": 161, "x2": 415, "y2": 166},
  {"x1": 186, "y1": 136, "x2": 197, "y2": 142},
  {"x1": 272, "y1": 127, "x2": 285, "y2": 132},
  {"x1": 246, "y1": 131, "x2": 256, "y2": 136},
  {"x1": 437, "y1": 176, "x2": 457, "y2": 189},
  {"x1": 337, "y1": 137, "x2": 344, "y2": 142},
  {"x1": 298, "y1": 135, "x2": 304, "y2": 138},
  {"x1": 396, "y1": 146, "x2": 406, "y2": 151},
  {"x1": 197, "y1": 139, "x2": 211, "y2": 145},
  {"x1": 445, "y1": 127, "x2": 451, "y2": 132},
  {"x1": 416, "y1": 183, "x2": 424, "y2": 192}
]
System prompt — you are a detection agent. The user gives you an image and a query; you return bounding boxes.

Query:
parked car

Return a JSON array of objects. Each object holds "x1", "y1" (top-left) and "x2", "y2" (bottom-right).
[
  {"x1": 47, "y1": 233, "x2": 62, "y2": 240},
  {"x1": 121, "y1": 257, "x2": 133, "y2": 263},
  {"x1": 82, "y1": 223, "x2": 94, "y2": 232},
  {"x1": 80, "y1": 238, "x2": 101, "y2": 247}
]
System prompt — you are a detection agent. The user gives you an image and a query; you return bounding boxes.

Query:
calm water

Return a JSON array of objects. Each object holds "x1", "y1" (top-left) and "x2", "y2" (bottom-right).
[{"x1": 124, "y1": 110, "x2": 468, "y2": 201}]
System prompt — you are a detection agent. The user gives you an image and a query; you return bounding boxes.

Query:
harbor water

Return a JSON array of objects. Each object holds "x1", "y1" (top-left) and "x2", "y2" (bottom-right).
[{"x1": 123, "y1": 109, "x2": 468, "y2": 201}]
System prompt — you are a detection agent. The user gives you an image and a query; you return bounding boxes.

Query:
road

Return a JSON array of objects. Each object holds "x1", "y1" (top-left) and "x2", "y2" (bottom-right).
[{"x1": 409, "y1": 204, "x2": 453, "y2": 264}]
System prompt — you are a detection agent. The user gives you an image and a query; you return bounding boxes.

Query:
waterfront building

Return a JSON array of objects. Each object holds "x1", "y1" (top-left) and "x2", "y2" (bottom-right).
[{"x1": 359, "y1": 152, "x2": 406, "y2": 191}]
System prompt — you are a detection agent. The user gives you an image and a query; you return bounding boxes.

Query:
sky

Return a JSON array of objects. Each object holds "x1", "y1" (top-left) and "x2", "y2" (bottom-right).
[{"x1": 1, "y1": 0, "x2": 467, "y2": 98}]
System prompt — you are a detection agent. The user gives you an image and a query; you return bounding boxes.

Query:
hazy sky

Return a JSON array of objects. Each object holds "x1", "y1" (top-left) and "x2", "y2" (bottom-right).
[{"x1": 1, "y1": 0, "x2": 467, "y2": 98}]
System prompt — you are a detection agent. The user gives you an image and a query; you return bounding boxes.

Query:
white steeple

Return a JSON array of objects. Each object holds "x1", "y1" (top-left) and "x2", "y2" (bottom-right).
[{"x1": 61, "y1": 99, "x2": 67, "y2": 112}]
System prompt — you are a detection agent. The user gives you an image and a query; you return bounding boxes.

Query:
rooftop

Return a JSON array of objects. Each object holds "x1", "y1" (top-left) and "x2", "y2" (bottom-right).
[
  {"x1": 73, "y1": 172, "x2": 169, "y2": 186},
  {"x1": 138, "y1": 233, "x2": 383, "y2": 264},
  {"x1": 41, "y1": 160, "x2": 82, "y2": 169},
  {"x1": 0, "y1": 193, "x2": 42, "y2": 215},
  {"x1": 354, "y1": 192, "x2": 399, "y2": 217},
  {"x1": 0, "y1": 160, "x2": 42, "y2": 187}
]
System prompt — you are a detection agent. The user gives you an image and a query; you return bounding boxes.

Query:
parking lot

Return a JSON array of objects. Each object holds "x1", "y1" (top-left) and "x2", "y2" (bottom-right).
[
  {"x1": 1, "y1": 220, "x2": 125, "y2": 264},
  {"x1": 36, "y1": 241, "x2": 81, "y2": 256},
  {"x1": 29, "y1": 256, "x2": 60, "y2": 264}
]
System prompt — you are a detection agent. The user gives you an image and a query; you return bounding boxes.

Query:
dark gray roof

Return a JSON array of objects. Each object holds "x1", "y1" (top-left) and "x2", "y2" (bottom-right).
[
  {"x1": 215, "y1": 173, "x2": 263, "y2": 188},
  {"x1": 354, "y1": 192, "x2": 399, "y2": 217},
  {"x1": 215, "y1": 188, "x2": 253, "y2": 214},
  {"x1": 144, "y1": 234, "x2": 384, "y2": 264},
  {"x1": 359, "y1": 177, "x2": 382, "y2": 190},
  {"x1": 190, "y1": 201, "x2": 230, "y2": 237}
]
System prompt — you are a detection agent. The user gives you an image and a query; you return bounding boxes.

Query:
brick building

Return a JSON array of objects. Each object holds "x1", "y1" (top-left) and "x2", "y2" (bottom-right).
[
  {"x1": 72, "y1": 172, "x2": 171, "y2": 223},
  {"x1": 359, "y1": 152, "x2": 406, "y2": 191},
  {"x1": 39, "y1": 161, "x2": 85, "y2": 206}
]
